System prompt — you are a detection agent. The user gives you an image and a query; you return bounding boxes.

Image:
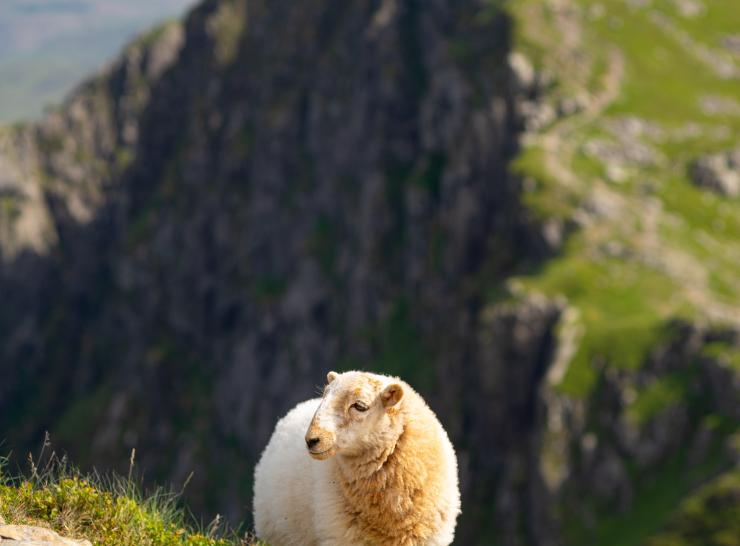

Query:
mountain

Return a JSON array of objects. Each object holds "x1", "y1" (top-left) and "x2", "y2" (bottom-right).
[
  {"x1": 0, "y1": 0, "x2": 197, "y2": 122},
  {"x1": 0, "y1": 0, "x2": 738, "y2": 544}
]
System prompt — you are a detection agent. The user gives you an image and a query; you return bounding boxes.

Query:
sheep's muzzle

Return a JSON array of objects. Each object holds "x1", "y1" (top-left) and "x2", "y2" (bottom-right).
[{"x1": 305, "y1": 425, "x2": 336, "y2": 460}]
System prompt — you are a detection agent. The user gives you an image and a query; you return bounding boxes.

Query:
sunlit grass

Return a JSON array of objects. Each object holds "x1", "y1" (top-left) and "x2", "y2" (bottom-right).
[
  {"x1": 0, "y1": 447, "x2": 264, "y2": 546},
  {"x1": 505, "y1": 0, "x2": 740, "y2": 398}
]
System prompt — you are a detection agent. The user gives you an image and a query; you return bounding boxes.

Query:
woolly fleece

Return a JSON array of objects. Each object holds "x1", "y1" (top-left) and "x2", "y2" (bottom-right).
[{"x1": 252, "y1": 371, "x2": 460, "y2": 546}]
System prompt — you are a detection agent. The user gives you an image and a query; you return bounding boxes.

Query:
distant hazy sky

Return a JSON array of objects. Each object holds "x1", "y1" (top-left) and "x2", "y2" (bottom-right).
[{"x1": 0, "y1": 0, "x2": 198, "y2": 122}]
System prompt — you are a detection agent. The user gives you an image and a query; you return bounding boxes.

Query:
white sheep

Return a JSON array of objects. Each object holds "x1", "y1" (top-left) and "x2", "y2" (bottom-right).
[{"x1": 253, "y1": 370, "x2": 461, "y2": 546}]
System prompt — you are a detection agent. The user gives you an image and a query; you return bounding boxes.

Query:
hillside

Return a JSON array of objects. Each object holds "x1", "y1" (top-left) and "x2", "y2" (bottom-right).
[{"x1": 0, "y1": 0, "x2": 738, "y2": 544}]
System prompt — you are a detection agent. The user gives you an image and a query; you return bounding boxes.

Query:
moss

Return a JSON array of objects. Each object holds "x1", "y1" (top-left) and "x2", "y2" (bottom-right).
[
  {"x1": 429, "y1": 224, "x2": 448, "y2": 274},
  {"x1": 133, "y1": 20, "x2": 179, "y2": 50},
  {"x1": 383, "y1": 160, "x2": 412, "y2": 256},
  {"x1": 230, "y1": 125, "x2": 254, "y2": 161},
  {"x1": 565, "y1": 436, "x2": 734, "y2": 546},
  {"x1": 362, "y1": 299, "x2": 433, "y2": 391},
  {"x1": 115, "y1": 148, "x2": 135, "y2": 171},
  {"x1": 0, "y1": 195, "x2": 21, "y2": 223},
  {"x1": 399, "y1": 0, "x2": 428, "y2": 102},
  {"x1": 511, "y1": 146, "x2": 583, "y2": 221},
  {"x1": 448, "y1": 39, "x2": 473, "y2": 66},
  {"x1": 37, "y1": 132, "x2": 65, "y2": 155},
  {"x1": 626, "y1": 371, "x2": 692, "y2": 426},
  {"x1": 207, "y1": 0, "x2": 247, "y2": 67},
  {"x1": 410, "y1": 152, "x2": 446, "y2": 200},
  {"x1": 126, "y1": 202, "x2": 158, "y2": 249},
  {"x1": 308, "y1": 215, "x2": 339, "y2": 279},
  {"x1": 646, "y1": 470, "x2": 740, "y2": 546},
  {"x1": 251, "y1": 277, "x2": 287, "y2": 303}
]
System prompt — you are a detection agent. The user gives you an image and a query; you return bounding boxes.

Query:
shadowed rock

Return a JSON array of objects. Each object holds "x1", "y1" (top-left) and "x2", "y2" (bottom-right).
[{"x1": 690, "y1": 149, "x2": 740, "y2": 197}]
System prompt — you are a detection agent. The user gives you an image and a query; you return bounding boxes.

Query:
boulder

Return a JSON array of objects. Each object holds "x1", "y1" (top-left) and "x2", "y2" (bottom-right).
[
  {"x1": 0, "y1": 525, "x2": 91, "y2": 546},
  {"x1": 689, "y1": 149, "x2": 740, "y2": 197}
]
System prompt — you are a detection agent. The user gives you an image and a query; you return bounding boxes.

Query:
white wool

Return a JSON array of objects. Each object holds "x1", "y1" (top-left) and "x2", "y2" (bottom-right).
[
  {"x1": 253, "y1": 399, "x2": 324, "y2": 545},
  {"x1": 252, "y1": 372, "x2": 461, "y2": 546}
]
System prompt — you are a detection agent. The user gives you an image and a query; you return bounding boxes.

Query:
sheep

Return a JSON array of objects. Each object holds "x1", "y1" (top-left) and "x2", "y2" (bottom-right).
[{"x1": 252, "y1": 370, "x2": 461, "y2": 546}]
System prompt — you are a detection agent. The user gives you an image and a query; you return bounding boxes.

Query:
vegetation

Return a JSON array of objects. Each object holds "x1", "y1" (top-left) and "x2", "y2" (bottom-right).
[
  {"x1": 206, "y1": 0, "x2": 247, "y2": 66},
  {"x1": 0, "y1": 450, "x2": 263, "y2": 546},
  {"x1": 505, "y1": 0, "x2": 740, "y2": 395},
  {"x1": 503, "y1": 0, "x2": 740, "y2": 543},
  {"x1": 646, "y1": 469, "x2": 740, "y2": 546}
]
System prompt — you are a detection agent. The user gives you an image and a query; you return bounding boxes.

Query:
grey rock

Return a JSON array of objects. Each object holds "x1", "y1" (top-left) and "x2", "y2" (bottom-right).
[
  {"x1": 702, "y1": 352, "x2": 740, "y2": 420},
  {"x1": 509, "y1": 52, "x2": 536, "y2": 93},
  {"x1": 699, "y1": 95, "x2": 740, "y2": 116},
  {"x1": 722, "y1": 34, "x2": 740, "y2": 54},
  {"x1": 588, "y1": 447, "x2": 633, "y2": 510},
  {"x1": 0, "y1": 525, "x2": 91, "y2": 546},
  {"x1": 690, "y1": 149, "x2": 740, "y2": 197}
]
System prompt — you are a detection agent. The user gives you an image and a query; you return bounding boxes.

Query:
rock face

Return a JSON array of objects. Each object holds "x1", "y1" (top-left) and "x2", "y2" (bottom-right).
[
  {"x1": 0, "y1": 1, "x2": 544, "y2": 541},
  {"x1": 0, "y1": 525, "x2": 91, "y2": 546},
  {"x1": 689, "y1": 149, "x2": 740, "y2": 197}
]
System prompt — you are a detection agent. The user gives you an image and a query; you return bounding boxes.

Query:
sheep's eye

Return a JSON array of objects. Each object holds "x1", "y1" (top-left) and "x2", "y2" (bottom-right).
[{"x1": 351, "y1": 402, "x2": 368, "y2": 412}]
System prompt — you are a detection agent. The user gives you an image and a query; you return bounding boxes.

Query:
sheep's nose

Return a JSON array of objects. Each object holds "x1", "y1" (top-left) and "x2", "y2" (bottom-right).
[{"x1": 306, "y1": 437, "x2": 320, "y2": 449}]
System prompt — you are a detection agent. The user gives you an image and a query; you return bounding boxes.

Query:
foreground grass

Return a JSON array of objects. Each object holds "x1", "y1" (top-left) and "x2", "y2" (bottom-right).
[{"x1": 0, "y1": 454, "x2": 263, "y2": 546}]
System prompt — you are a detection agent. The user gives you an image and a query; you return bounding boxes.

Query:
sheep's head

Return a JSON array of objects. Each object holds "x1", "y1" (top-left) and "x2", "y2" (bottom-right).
[{"x1": 305, "y1": 371, "x2": 405, "y2": 460}]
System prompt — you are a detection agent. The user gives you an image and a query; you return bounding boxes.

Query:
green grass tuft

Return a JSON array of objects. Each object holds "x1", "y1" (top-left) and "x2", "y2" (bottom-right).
[{"x1": 0, "y1": 452, "x2": 265, "y2": 546}]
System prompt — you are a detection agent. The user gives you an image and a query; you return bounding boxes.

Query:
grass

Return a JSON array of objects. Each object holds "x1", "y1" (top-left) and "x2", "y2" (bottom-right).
[
  {"x1": 517, "y1": 244, "x2": 687, "y2": 396},
  {"x1": 0, "y1": 447, "x2": 265, "y2": 546},
  {"x1": 626, "y1": 370, "x2": 692, "y2": 426},
  {"x1": 701, "y1": 341, "x2": 740, "y2": 371}
]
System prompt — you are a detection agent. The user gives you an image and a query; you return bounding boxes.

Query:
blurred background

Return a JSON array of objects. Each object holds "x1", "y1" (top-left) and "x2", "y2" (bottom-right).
[{"x1": 0, "y1": 0, "x2": 738, "y2": 545}]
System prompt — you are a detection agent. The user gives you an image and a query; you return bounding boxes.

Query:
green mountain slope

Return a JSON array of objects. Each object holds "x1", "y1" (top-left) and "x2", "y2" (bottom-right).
[
  {"x1": 507, "y1": 0, "x2": 740, "y2": 543},
  {"x1": 510, "y1": 0, "x2": 740, "y2": 394}
]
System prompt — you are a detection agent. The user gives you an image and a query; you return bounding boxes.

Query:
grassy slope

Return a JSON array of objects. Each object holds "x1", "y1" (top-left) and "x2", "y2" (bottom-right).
[
  {"x1": 505, "y1": 0, "x2": 740, "y2": 544},
  {"x1": 507, "y1": 0, "x2": 740, "y2": 395}
]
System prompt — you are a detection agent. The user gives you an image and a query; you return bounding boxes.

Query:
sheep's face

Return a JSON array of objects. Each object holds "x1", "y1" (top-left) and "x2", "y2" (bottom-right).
[{"x1": 305, "y1": 371, "x2": 404, "y2": 460}]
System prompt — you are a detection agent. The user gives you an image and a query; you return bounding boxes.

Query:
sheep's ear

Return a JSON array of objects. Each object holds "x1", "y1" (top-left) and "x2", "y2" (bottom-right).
[
  {"x1": 381, "y1": 383, "x2": 404, "y2": 408},
  {"x1": 327, "y1": 371, "x2": 339, "y2": 384}
]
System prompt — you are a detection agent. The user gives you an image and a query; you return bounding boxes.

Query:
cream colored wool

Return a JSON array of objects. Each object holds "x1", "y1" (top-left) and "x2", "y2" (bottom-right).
[{"x1": 253, "y1": 371, "x2": 461, "y2": 546}]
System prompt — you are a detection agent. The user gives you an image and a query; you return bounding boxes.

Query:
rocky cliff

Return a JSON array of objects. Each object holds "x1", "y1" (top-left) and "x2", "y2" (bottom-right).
[{"x1": 0, "y1": 0, "x2": 738, "y2": 545}]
